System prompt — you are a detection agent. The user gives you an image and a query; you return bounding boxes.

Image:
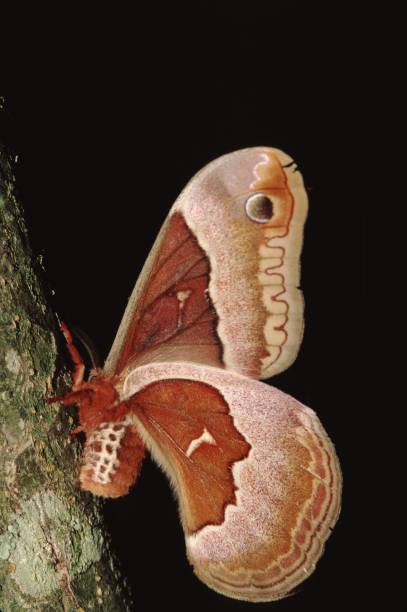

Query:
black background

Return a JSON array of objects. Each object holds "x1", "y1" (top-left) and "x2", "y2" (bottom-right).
[{"x1": 1, "y1": 7, "x2": 398, "y2": 612}]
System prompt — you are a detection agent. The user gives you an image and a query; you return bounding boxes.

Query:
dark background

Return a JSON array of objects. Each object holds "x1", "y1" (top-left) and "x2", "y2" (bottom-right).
[{"x1": 1, "y1": 7, "x2": 398, "y2": 612}]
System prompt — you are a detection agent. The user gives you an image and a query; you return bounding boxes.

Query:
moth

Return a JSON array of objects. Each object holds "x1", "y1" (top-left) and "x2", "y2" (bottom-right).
[{"x1": 52, "y1": 147, "x2": 341, "y2": 602}]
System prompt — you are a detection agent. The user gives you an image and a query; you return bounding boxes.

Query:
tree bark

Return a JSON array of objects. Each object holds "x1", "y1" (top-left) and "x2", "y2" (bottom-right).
[{"x1": 0, "y1": 145, "x2": 133, "y2": 611}]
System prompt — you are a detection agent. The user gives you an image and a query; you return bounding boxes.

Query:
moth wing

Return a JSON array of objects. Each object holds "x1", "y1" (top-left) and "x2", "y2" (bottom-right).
[
  {"x1": 123, "y1": 363, "x2": 341, "y2": 602},
  {"x1": 104, "y1": 147, "x2": 308, "y2": 380}
]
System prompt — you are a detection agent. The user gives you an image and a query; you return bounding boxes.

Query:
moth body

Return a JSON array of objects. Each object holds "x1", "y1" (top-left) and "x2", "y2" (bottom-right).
[{"x1": 52, "y1": 147, "x2": 341, "y2": 602}]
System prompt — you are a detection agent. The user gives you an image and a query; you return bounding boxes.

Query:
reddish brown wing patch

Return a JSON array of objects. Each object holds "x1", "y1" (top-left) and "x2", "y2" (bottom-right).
[
  {"x1": 114, "y1": 213, "x2": 223, "y2": 373},
  {"x1": 127, "y1": 379, "x2": 251, "y2": 533}
]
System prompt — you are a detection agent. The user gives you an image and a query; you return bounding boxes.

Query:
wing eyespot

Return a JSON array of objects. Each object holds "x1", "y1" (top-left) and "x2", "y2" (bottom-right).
[{"x1": 245, "y1": 193, "x2": 274, "y2": 223}]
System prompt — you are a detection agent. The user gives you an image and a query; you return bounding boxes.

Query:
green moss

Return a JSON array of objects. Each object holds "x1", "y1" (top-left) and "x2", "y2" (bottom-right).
[{"x1": 15, "y1": 448, "x2": 47, "y2": 496}]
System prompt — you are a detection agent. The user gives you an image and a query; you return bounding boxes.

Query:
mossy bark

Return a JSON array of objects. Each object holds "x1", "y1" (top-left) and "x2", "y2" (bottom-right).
[{"x1": 0, "y1": 146, "x2": 133, "y2": 611}]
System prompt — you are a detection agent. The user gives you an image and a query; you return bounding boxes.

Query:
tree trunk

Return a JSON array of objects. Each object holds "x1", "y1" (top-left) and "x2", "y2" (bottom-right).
[{"x1": 0, "y1": 145, "x2": 133, "y2": 611}]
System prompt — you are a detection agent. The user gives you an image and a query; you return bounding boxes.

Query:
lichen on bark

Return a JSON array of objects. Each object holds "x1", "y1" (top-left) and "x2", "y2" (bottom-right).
[{"x1": 0, "y1": 145, "x2": 133, "y2": 611}]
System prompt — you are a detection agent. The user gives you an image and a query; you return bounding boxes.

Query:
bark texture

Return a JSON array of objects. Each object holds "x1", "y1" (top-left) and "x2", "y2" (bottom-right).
[{"x1": 0, "y1": 145, "x2": 133, "y2": 611}]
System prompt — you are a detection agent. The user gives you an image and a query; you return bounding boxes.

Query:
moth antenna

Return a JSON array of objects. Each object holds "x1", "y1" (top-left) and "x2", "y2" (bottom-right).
[{"x1": 69, "y1": 324, "x2": 101, "y2": 370}]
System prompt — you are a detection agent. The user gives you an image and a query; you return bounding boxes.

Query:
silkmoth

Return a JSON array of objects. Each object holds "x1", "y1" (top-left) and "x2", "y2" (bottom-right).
[{"x1": 52, "y1": 147, "x2": 341, "y2": 602}]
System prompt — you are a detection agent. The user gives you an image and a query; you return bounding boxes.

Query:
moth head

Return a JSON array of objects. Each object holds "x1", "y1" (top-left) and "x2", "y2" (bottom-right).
[{"x1": 49, "y1": 376, "x2": 120, "y2": 433}]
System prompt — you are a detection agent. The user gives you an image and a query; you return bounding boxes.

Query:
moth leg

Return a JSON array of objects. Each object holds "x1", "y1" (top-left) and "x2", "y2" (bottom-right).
[
  {"x1": 46, "y1": 386, "x2": 88, "y2": 436},
  {"x1": 60, "y1": 321, "x2": 85, "y2": 389}
]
